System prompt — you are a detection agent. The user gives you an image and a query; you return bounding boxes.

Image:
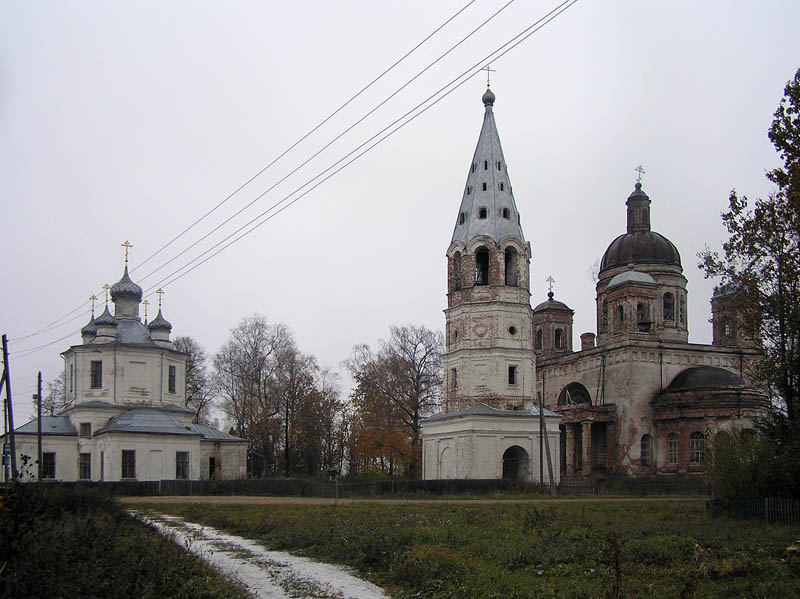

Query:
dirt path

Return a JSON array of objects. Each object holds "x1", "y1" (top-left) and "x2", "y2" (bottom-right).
[
  {"x1": 137, "y1": 512, "x2": 389, "y2": 599},
  {"x1": 122, "y1": 495, "x2": 702, "y2": 506}
]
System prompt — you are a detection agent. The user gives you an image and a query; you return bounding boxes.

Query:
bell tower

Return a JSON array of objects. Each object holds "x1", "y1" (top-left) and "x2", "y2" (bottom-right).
[{"x1": 443, "y1": 86, "x2": 535, "y2": 413}]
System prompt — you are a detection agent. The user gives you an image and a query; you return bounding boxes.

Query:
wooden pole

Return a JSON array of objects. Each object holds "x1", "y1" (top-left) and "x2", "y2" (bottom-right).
[
  {"x1": 1, "y1": 370, "x2": 7, "y2": 482},
  {"x1": 37, "y1": 371, "x2": 42, "y2": 482},
  {"x1": 2, "y1": 334, "x2": 18, "y2": 480}
]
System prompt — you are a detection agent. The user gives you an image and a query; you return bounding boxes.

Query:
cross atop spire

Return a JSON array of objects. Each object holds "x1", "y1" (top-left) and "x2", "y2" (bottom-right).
[
  {"x1": 481, "y1": 64, "x2": 495, "y2": 88},
  {"x1": 635, "y1": 164, "x2": 646, "y2": 183},
  {"x1": 103, "y1": 284, "x2": 111, "y2": 305},
  {"x1": 546, "y1": 275, "x2": 556, "y2": 293},
  {"x1": 142, "y1": 298, "x2": 149, "y2": 322},
  {"x1": 121, "y1": 240, "x2": 133, "y2": 266},
  {"x1": 89, "y1": 295, "x2": 97, "y2": 318},
  {"x1": 156, "y1": 288, "x2": 164, "y2": 310}
]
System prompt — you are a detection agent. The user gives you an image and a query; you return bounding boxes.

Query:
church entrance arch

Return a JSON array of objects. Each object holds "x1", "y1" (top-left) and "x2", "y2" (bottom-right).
[
  {"x1": 502, "y1": 445, "x2": 529, "y2": 481},
  {"x1": 557, "y1": 382, "x2": 592, "y2": 406}
]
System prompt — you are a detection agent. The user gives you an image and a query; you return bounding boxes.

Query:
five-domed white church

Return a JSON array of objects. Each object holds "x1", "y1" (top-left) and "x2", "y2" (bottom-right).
[
  {"x1": 4, "y1": 258, "x2": 247, "y2": 482},
  {"x1": 422, "y1": 86, "x2": 765, "y2": 483}
]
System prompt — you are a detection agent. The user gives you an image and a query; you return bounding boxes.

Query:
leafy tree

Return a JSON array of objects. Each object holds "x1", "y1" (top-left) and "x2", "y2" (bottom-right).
[
  {"x1": 346, "y1": 324, "x2": 443, "y2": 478},
  {"x1": 699, "y1": 68, "x2": 800, "y2": 497},
  {"x1": 174, "y1": 335, "x2": 214, "y2": 423}
]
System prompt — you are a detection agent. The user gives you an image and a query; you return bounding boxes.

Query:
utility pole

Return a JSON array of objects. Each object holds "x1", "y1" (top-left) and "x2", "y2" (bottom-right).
[
  {"x1": 36, "y1": 371, "x2": 42, "y2": 482},
  {"x1": 539, "y1": 371, "x2": 556, "y2": 495},
  {"x1": 2, "y1": 334, "x2": 18, "y2": 481},
  {"x1": 2, "y1": 369, "x2": 7, "y2": 482}
]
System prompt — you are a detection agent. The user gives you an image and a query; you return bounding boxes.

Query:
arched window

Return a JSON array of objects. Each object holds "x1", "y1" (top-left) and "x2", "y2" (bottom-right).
[
  {"x1": 467, "y1": 186, "x2": 472, "y2": 195},
  {"x1": 637, "y1": 303, "x2": 649, "y2": 332},
  {"x1": 482, "y1": 182, "x2": 487, "y2": 192},
  {"x1": 602, "y1": 300, "x2": 609, "y2": 330},
  {"x1": 471, "y1": 163, "x2": 476, "y2": 173},
  {"x1": 642, "y1": 208, "x2": 649, "y2": 226},
  {"x1": 641, "y1": 434, "x2": 652, "y2": 467},
  {"x1": 689, "y1": 432, "x2": 704, "y2": 464},
  {"x1": 452, "y1": 252, "x2": 462, "y2": 290},
  {"x1": 459, "y1": 212, "x2": 465, "y2": 225},
  {"x1": 663, "y1": 292, "x2": 675, "y2": 321},
  {"x1": 536, "y1": 329, "x2": 543, "y2": 350},
  {"x1": 667, "y1": 433, "x2": 679, "y2": 465},
  {"x1": 500, "y1": 182, "x2": 505, "y2": 191},
  {"x1": 484, "y1": 160, "x2": 488, "y2": 170},
  {"x1": 679, "y1": 295, "x2": 686, "y2": 324},
  {"x1": 497, "y1": 161, "x2": 502, "y2": 171},
  {"x1": 475, "y1": 247, "x2": 489, "y2": 286},
  {"x1": 617, "y1": 305, "x2": 624, "y2": 324},
  {"x1": 478, "y1": 207, "x2": 487, "y2": 219},
  {"x1": 555, "y1": 328, "x2": 563, "y2": 349},
  {"x1": 504, "y1": 247, "x2": 518, "y2": 286},
  {"x1": 502, "y1": 207, "x2": 510, "y2": 218}
]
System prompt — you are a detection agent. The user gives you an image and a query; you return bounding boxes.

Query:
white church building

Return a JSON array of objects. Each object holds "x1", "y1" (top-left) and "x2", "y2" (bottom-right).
[{"x1": 3, "y1": 260, "x2": 247, "y2": 483}]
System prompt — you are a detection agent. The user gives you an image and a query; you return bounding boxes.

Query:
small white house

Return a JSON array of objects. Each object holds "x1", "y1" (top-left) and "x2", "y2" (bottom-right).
[{"x1": 2, "y1": 264, "x2": 247, "y2": 483}]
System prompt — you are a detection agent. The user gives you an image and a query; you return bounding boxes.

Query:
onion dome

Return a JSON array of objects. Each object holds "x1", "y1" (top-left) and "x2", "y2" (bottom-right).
[
  {"x1": 110, "y1": 266, "x2": 143, "y2": 302},
  {"x1": 148, "y1": 309, "x2": 172, "y2": 332},
  {"x1": 94, "y1": 305, "x2": 116, "y2": 327},
  {"x1": 482, "y1": 87, "x2": 495, "y2": 107},
  {"x1": 80, "y1": 316, "x2": 97, "y2": 337},
  {"x1": 533, "y1": 291, "x2": 573, "y2": 314},
  {"x1": 607, "y1": 264, "x2": 657, "y2": 288},
  {"x1": 599, "y1": 182, "x2": 681, "y2": 274}
]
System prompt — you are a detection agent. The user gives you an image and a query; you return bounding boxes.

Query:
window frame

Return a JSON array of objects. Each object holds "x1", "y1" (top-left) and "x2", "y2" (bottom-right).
[
  {"x1": 667, "y1": 433, "x2": 679, "y2": 465},
  {"x1": 176, "y1": 451, "x2": 190, "y2": 480},
  {"x1": 508, "y1": 365, "x2": 518, "y2": 386},
  {"x1": 42, "y1": 452, "x2": 56, "y2": 479},
  {"x1": 168, "y1": 365, "x2": 177, "y2": 394},
  {"x1": 90, "y1": 360, "x2": 103, "y2": 389},
  {"x1": 121, "y1": 450, "x2": 136, "y2": 479},
  {"x1": 79, "y1": 422, "x2": 92, "y2": 438},
  {"x1": 689, "y1": 432, "x2": 705, "y2": 464},
  {"x1": 79, "y1": 452, "x2": 91, "y2": 480}
]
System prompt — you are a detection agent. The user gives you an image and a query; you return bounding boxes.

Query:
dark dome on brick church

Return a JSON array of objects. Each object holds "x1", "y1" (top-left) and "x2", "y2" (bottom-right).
[
  {"x1": 666, "y1": 366, "x2": 745, "y2": 392},
  {"x1": 533, "y1": 291, "x2": 573, "y2": 314},
  {"x1": 599, "y1": 182, "x2": 682, "y2": 274}
]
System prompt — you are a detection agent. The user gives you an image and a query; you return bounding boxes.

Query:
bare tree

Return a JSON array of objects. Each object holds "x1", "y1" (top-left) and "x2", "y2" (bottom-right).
[
  {"x1": 35, "y1": 371, "x2": 68, "y2": 416},
  {"x1": 174, "y1": 335, "x2": 214, "y2": 423},
  {"x1": 347, "y1": 324, "x2": 443, "y2": 478}
]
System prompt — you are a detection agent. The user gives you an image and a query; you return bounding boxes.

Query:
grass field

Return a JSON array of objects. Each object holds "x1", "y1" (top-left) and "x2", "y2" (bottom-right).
[{"x1": 143, "y1": 498, "x2": 800, "y2": 598}]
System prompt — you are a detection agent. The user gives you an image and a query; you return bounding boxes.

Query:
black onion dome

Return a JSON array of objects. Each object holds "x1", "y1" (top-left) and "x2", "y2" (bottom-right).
[
  {"x1": 94, "y1": 306, "x2": 116, "y2": 327},
  {"x1": 600, "y1": 231, "x2": 681, "y2": 273},
  {"x1": 148, "y1": 309, "x2": 172, "y2": 332},
  {"x1": 81, "y1": 317, "x2": 97, "y2": 336},
  {"x1": 533, "y1": 291, "x2": 573, "y2": 314},
  {"x1": 110, "y1": 266, "x2": 143, "y2": 302},
  {"x1": 482, "y1": 87, "x2": 495, "y2": 107},
  {"x1": 667, "y1": 366, "x2": 744, "y2": 391}
]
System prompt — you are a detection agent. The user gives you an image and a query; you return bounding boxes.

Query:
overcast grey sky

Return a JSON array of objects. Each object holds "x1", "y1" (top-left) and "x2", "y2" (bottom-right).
[{"x1": 2, "y1": 1, "x2": 799, "y2": 428}]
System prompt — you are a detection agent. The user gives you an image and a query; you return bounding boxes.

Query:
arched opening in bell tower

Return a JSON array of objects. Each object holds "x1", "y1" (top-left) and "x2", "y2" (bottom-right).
[
  {"x1": 504, "y1": 247, "x2": 518, "y2": 286},
  {"x1": 475, "y1": 247, "x2": 489, "y2": 285}
]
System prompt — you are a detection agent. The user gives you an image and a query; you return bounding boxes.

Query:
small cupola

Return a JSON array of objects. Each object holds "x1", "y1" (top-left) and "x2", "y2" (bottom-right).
[
  {"x1": 110, "y1": 266, "x2": 143, "y2": 320},
  {"x1": 93, "y1": 306, "x2": 117, "y2": 344},
  {"x1": 80, "y1": 316, "x2": 97, "y2": 344},
  {"x1": 148, "y1": 309, "x2": 173, "y2": 347}
]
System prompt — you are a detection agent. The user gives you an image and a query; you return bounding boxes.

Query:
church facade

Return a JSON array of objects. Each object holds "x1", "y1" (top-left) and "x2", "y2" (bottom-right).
[
  {"x1": 3, "y1": 261, "x2": 247, "y2": 483},
  {"x1": 422, "y1": 87, "x2": 764, "y2": 482}
]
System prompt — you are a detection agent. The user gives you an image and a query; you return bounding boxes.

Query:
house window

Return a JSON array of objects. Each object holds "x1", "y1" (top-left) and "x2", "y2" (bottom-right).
[
  {"x1": 79, "y1": 452, "x2": 91, "y2": 480},
  {"x1": 79, "y1": 422, "x2": 92, "y2": 438},
  {"x1": 667, "y1": 433, "x2": 679, "y2": 465},
  {"x1": 475, "y1": 247, "x2": 489, "y2": 285},
  {"x1": 508, "y1": 365, "x2": 517, "y2": 385},
  {"x1": 90, "y1": 360, "x2": 102, "y2": 389},
  {"x1": 209, "y1": 457, "x2": 218, "y2": 479},
  {"x1": 663, "y1": 293, "x2": 675, "y2": 321},
  {"x1": 689, "y1": 432, "x2": 705, "y2": 464},
  {"x1": 641, "y1": 434, "x2": 652, "y2": 467},
  {"x1": 451, "y1": 368, "x2": 458, "y2": 390},
  {"x1": 536, "y1": 329, "x2": 543, "y2": 350},
  {"x1": 168, "y1": 365, "x2": 177, "y2": 394},
  {"x1": 176, "y1": 451, "x2": 190, "y2": 480},
  {"x1": 555, "y1": 328, "x2": 563, "y2": 349},
  {"x1": 122, "y1": 450, "x2": 136, "y2": 479},
  {"x1": 42, "y1": 452, "x2": 56, "y2": 479}
]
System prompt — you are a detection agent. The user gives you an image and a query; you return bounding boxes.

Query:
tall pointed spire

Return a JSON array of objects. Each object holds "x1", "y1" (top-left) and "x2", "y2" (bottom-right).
[{"x1": 451, "y1": 86, "x2": 524, "y2": 245}]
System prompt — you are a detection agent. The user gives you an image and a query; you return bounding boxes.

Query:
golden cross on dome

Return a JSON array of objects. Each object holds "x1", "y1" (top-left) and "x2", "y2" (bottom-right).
[
  {"x1": 156, "y1": 288, "x2": 164, "y2": 310},
  {"x1": 635, "y1": 164, "x2": 646, "y2": 183},
  {"x1": 546, "y1": 275, "x2": 555, "y2": 293},
  {"x1": 481, "y1": 64, "x2": 495, "y2": 88},
  {"x1": 121, "y1": 240, "x2": 133, "y2": 266},
  {"x1": 102, "y1": 284, "x2": 111, "y2": 305},
  {"x1": 89, "y1": 295, "x2": 97, "y2": 318},
  {"x1": 142, "y1": 299, "x2": 149, "y2": 321}
]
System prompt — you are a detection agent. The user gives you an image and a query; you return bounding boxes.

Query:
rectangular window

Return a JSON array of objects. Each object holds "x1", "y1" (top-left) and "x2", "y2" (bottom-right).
[
  {"x1": 508, "y1": 365, "x2": 517, "y2": 385},
  {"x1": 90, "y1": 360, "x2": 102, "y2": 389},
  {"x1": 450, "y1": 368, "x2": 457, "y2": 390},
  {"x1": 121, "y1": 450, "x2": 136, "y2": 479},
  {"x1": 176, "y1": 451, "x2": 189, "y2": 480},
  {"x1": 79, "y1": 422, "x2": 92, "y2": 438},
  {"x1": 42, "y1": 452, "x2": 56, "y2": 479},
  {"x1": 69, "y1": 364, "x2": 74, "y2": 393},
  {"x1": 100, "y1": 451, "x2": 104, "y2": 481},
  {"x1": 79, "y1": 452, "x2": 91, "y2": 480},
  {"x1": 667, "y1": 435, "x2": 679, "y2": 465},
  {"x1": 168, "y1": 365, "x2": 177, "y2": 394},
  {"x1": 689, "y1": 434, "x2": 705, "y2": 464},
  {"x1": 209, "y1": 456, "x2": 217, "y2": 479}
]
